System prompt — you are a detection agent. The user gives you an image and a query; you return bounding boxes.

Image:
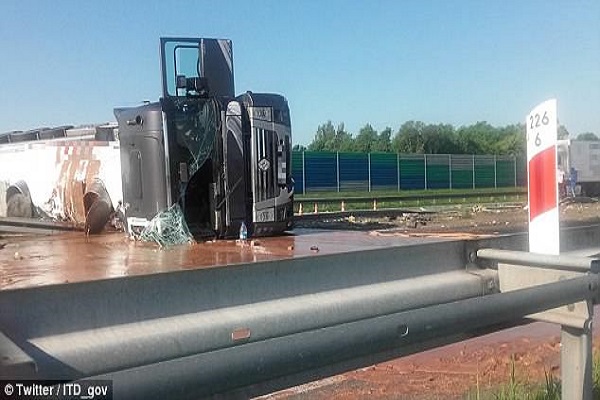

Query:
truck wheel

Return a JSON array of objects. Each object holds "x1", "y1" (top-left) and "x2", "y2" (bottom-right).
[
  {"x1": 6, "y1": 193, "x2": 33, "y2": 218},
  {"x1": 83, "y1": 178, "x2": 114, "y2": 234},
  {"x1": 6, "y1": 181, "x2": 34, "y2": 218}
]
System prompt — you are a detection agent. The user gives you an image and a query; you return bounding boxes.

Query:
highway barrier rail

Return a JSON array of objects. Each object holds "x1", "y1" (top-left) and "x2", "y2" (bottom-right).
[
  {"x1": 1, "y1": 225, "x2": 600, "y2": 399},
  {"x1": 295, "y1": 188, "x2": 526, "y2": 214}
]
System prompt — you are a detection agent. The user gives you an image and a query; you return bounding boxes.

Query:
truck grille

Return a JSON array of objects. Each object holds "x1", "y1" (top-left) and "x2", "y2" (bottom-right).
[{"x1": 254, "y1": 128, "x2": 277, "y2": 202}]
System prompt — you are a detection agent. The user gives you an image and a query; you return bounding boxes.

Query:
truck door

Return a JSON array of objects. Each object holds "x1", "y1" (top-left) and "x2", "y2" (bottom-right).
[
  {"x1": 222, "y1": 101, "x2": 249, "y2": 234},
  {"x1": 158, "y1": 38, "x2": 234, "y2": 236}
]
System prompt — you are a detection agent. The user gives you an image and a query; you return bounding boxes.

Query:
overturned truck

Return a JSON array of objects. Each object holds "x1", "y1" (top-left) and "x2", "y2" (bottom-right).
[{"x1": 0, "y1": 37, "x2": 294, "y2": 238}]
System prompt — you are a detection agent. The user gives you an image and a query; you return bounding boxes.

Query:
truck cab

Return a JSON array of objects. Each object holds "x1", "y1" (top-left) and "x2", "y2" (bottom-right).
[{"x1": 115, "y1": 38, "x2": 293, "y2": 238}]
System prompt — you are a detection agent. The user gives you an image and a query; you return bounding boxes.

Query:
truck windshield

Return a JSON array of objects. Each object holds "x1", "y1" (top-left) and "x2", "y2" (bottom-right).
[{"x1": 173, "y1": 98, "x2": 218, "y2": 175}]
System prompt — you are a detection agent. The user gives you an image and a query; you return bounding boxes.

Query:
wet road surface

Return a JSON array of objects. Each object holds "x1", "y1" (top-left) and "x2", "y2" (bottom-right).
[{"x1": 0, "y1": 228, "x2": 455, "y2": 290}]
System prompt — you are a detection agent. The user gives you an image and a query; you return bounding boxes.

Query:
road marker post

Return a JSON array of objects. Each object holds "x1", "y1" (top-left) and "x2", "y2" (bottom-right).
[
  {"x1": 497, "y1": 100, "x2": 592, "y2": 399},
  {"x1": 526, "y1": 99, "x2": 559, "y2": 255},
  {"x1": 526, "y1": 99, "x2": 591, "y2": 399}
]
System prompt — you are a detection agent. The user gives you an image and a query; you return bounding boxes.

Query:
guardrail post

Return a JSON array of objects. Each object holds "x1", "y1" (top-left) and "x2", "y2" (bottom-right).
[
  {"x1": 562, "y1": 324, "x2": 593, "y2": 400},
  {"x1": 476, "y1": 248, "x2": 599, "y2": 400}
]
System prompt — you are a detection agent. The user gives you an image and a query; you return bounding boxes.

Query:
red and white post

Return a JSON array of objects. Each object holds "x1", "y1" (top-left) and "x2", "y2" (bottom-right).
[
  {"x1": 526, "y1": 99, "x2": 559, "y2": 255},
  {"x1": 527, "y1": 99, "x2": 593, "y2": 399}
]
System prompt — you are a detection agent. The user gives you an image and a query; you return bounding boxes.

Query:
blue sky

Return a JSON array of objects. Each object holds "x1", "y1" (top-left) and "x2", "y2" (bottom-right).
[{"x1": 1, "y1": 0, "x2": 598, "y2": 145}]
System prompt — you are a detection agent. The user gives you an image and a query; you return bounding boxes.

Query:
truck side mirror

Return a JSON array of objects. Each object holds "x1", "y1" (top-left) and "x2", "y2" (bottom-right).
[{"x1": 186, "y1": 77, "x2": 209, "y2": 97}]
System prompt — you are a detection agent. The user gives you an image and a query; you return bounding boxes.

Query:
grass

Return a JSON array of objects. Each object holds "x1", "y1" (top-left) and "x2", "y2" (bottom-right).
[{"x1": 465, "y1": 353, "x2": 600, "y2": 400}]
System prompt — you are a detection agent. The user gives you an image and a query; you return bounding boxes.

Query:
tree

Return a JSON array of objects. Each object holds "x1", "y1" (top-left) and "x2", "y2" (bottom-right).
[
  {"x1": 292, "y1": 144, "x2": 307, "y2": 151},
  {"x1": 335, "y1": 123, "x2": 354, "y2": 152},
  {"x1": 576, "y1": 132, "x2": 599, "y2": 141},
  {"x1": 494, "y1": 124, "x2": 526, "y2": 156},
  {"x1": 354, "y1": 124, "x2": 378, "y2": 152},
  {"x1": 392, "y1": 121, "x2": 425, "y2": 153},
  {"x1": 558, "y1": 125, "x2": 570, "y2": 139},
  {"x1": 422, "y1": 123, "x2": 457, "y2": 154},
  {"x1": 307, "y1": 121, "x2": 354, "y2": 152},
  {"x1": 456, "y1": 122, "x2": 488, "y2": 154},
  {"x1": 307, "y1": 121, "x2": 335, "y2": 151},
  {"x1": 304, "y1": 119, "x2": 550, "y2": 156},
  {"x1": 373, "y1": 127, "x2": 392, "y2": 152}
]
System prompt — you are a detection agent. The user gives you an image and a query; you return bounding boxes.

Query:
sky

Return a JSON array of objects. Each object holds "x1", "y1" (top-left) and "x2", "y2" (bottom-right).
[{"x1": 0, "y1": 0, "x2": 598, "y2": 145}]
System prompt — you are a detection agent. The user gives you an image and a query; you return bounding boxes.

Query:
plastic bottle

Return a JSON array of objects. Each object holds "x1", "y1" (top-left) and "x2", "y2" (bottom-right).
[{"x1": 239, "y1": 221, "x2": 248, "y2": 241}]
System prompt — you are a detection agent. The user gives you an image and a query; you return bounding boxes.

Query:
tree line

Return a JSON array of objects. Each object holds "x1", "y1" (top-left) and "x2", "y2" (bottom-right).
[{"x1": 295, "y1": 120, "x2": 598, "y2": 156}]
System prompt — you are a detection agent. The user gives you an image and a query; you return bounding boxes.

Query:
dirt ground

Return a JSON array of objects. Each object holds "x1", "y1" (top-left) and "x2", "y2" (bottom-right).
[
  {"x1": 296, "y1": 199, "x2": 600, "y2": 236},
  {"x1": 274, "y1": 199, "x2": 600, "y2": 399},
  {"x1": 263, "y1": 322, "x2": 583, "y2": 400}
]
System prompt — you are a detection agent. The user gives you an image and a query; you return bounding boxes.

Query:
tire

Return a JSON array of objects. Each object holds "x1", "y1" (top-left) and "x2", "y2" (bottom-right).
[{"x1": 6, "y1": 193, "x2": 33, "y2": 218}]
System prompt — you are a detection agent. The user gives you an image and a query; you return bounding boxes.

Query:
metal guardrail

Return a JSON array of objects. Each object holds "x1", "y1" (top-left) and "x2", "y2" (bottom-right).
[
  {"x1": 299, "y1": 189, "x2": 527, "y2": 203},
  {"x1": 0, "y1": 216, "x2": 81, "y2": 234},
  {"x1": 296, "y1": 189, "x2": 526, "y2": 214},
  {"x1": 1, "y1": 225, "x2": 600, "y2": 399},
  {"x1": 477, "y1": 248, "x2": 600, "y2": 273},
  {"x1": 476, "y1": 247, "x2": 600, "y2": 400}
]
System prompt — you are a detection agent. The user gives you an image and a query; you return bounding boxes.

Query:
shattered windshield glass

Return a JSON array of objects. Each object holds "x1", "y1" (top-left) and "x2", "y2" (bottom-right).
[{"x1": 173, "y1": 99, "x2": 218, "y2": 175}]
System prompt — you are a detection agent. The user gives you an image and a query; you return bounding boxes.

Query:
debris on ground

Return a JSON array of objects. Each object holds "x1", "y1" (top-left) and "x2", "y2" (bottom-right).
[
  {"x1": 294, "y1": 201, "x2": 600, "y2": 236},
  {"x1": 401, "y1": 212, "x2": 430, "y2": 228},
  {"x1": 369, "y1": 230, "x2": 493, "y2": 240},
  {"x1": 560, "y1": 196, "x2": 598, "y2": 205},
  {"x1": 137, "y1": 204, "x2": 194, "y2": 248}
]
